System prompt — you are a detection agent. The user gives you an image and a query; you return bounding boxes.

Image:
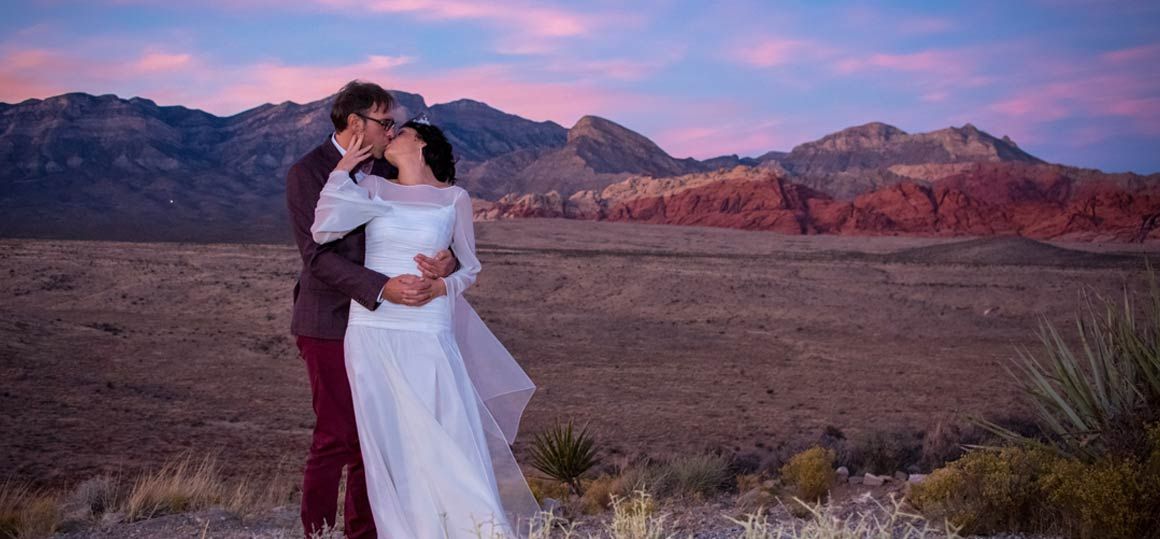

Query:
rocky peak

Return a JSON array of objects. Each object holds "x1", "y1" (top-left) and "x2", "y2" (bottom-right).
[
  {"x1": 567, "y1": 115, "x2": 652, "y2": 146},
  {"x1": 810, "y1": 122, "x2": 909, "y2": 151}
]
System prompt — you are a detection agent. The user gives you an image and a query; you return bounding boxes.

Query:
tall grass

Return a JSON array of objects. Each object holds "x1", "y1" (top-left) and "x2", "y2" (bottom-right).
[
  {"x1": 0, "y1": 482, "x2": 58, "y2": 539},
  {"x1": 123, "y1": 454, "x2": 223, "y2": 521}
]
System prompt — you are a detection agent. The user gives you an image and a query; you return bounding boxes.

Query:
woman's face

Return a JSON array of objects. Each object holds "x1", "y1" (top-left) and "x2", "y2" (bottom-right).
[{"x1": 385, "y1": 127, "x2": 424, "y2": 164}]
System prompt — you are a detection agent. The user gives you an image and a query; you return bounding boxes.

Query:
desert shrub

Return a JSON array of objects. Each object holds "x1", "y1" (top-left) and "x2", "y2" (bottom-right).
[
  {"x1": 971, "y1": 264, "x2": 1160, "y2": 462},
  {"x1": 527, "y1": 419, "x2": 600, "y2": 497},
  {"x1": 726, "y1": 450, "x2": 762, "y2": 476},
  {"x1": 526, "y1": 476, "x2": 569, "y2": 505},
  {"x1": 842, "y1": 428, "x2": 922, "y2": 475},
  {"x1": 0, "y1": 482, "x2": 59, "y2": 539},
  {"x1": 1038, "y1": 453, "x2": 1158, "y2": 539},
  {"x1": 65, "y1": 475, "x2": 120, "y2": 518},
  {"x1": 611, "y1": 458, "x2": 674, "y2": 499},
  {"x1": 667, "y1": 452, "x2": 731, "y2": 499},
  {"x1": 578, "y1": 474, "x2": 615, "y2": 514},
  {"x1": 733, "y1": 473, "x2": 780, "y2": 514},
  {"x1": 919, "y1": 415, "x2": 992, "y2": 471},
  {"x1": 778, "y1": 446, "x2": 836, "y2": 503},
  {"x1": 908, "y1": 445, "x2": 1060, "y2": 535}
]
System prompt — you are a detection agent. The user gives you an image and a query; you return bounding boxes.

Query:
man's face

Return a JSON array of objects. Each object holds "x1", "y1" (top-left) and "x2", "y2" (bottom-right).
[{"x1": 352, "y1": 102, "x2": 396, "y2": 159}]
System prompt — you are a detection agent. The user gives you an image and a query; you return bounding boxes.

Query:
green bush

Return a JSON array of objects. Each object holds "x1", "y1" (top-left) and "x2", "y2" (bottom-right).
[
  {"x1": 1039, "y1": 454, "x2": 1155, "y2": 539},
  {"x1": 778, "y1": 446, "x2": 836, "y2": 503},
  {"x1": 911, "y1": 429, "x2": 1160, "y2": 539},
  {"x1": 908, "y1": 445, "x2": 1058, "y2": 535}
]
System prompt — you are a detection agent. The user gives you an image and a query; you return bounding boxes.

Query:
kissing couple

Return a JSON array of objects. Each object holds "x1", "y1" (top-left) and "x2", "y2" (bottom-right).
[{"x1": 286, "y1": 80, "x2": 540, "y2": 538}]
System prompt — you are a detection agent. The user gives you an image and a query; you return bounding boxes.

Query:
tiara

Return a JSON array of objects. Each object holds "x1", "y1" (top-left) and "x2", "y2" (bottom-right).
[{"x1": 408, "y1": 113, "x2": 432, "y2": 126}]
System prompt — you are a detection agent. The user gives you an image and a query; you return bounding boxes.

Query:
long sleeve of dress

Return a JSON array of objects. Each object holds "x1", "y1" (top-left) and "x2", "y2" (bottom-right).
[
  {"x1": 442, "y1": 189, "x2": 481, "y2": 299},
  {"x1": 311, "y1": 170, "x2": 392, "y2": 244}
]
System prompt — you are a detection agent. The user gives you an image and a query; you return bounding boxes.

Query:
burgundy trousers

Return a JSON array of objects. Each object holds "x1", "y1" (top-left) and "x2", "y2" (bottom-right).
[{"x1": 296, "y1": 335, "x2": 377, "y2": 539}]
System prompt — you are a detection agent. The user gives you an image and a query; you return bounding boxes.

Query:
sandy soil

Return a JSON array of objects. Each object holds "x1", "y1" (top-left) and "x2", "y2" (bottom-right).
[{"x1": 1, "y1": 219, "x2": 1154, "y2": 489}]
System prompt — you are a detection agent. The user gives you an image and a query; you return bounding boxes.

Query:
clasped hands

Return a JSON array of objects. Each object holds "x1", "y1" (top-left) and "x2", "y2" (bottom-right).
[{"x1": 382, "y1": 249, "x2": 456, "y2": 306}]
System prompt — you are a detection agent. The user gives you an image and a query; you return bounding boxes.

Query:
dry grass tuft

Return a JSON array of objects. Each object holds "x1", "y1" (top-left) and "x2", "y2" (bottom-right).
[
  {"x1": 122, "y1": 453, "x2": 223, "y2": 521},
  {"x1": 606, "y1": 490, "x2": 668, "y2": 539},
  {"x1": 0, "y1": 481, "x2": 60, "y2": 539},
  {"x1": 727, "y1": 494, "x2": 963, "y2": 539}
]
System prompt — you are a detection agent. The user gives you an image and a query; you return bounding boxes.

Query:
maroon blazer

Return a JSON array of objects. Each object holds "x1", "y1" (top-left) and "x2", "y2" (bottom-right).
[{"x1": 286, "y1": 138, "x2": 397, "y2": 339}]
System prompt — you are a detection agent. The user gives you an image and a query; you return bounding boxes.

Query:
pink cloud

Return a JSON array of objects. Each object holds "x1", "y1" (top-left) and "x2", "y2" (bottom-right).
[
  {"x1": 920, "y1": 91, "x2": 949, "y2": 102},
  {"x1": 1101, "y1": 43, "x2": 1160, "y2": 64},
  {"x1": 188, "y1": 55, "x2": 415, "y2": 112},
  {"x1": 394, "y1": 64, "x2": 655, "y2": 127},
  {"x1": 733, "y1": 39, "x2": 810, "y2": 68},
  {"x1": 134, "y1": 52, "x2": 192, "y2": 72},
  {"x1": 988, "y1": 95, "x2": 1070, "y2": 122},
  {"x1": 655, "y1": 120, "x2": 791, "y2": 159},
  {"x1": 896, "y1": 16, "x2": 955, "y2": 35},
  {"x1": 834, "y1": 50, "x2": 976, "y2": 79},
  {"x1": 370, "y1": 0, "x2": 588, "y2": 37},
  {"x1": 0, "y1": 46, "x2": 416, "y2": 113}
]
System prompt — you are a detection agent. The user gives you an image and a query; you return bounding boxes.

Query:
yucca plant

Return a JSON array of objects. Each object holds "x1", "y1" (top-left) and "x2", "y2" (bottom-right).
[
  {"x1": 527, "y1": 419, "x2": 600, "y2": 497},
  {"x1": 969, "y1": 260, "x2": 1160, "y2": 461}
]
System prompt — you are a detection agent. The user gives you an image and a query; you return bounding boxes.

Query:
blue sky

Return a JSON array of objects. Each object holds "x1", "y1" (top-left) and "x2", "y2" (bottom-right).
[{"x1": 2, "y1": 0, "x2": 1158, "y2": 173}]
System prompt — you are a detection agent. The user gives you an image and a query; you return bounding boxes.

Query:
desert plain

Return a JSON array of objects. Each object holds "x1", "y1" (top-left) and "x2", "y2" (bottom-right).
[{"x1": 1, "y1": 219, "x2": 1156, "y2": 490}]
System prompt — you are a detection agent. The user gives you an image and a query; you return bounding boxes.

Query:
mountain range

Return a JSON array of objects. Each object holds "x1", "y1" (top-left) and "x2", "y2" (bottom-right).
[{"x1": 1, "y1": 91, "x2": 1156, "y2": 242}]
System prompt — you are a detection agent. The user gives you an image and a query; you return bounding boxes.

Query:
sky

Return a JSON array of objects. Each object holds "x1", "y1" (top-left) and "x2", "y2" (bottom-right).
[{"x1": 2, "y1": 0, "x2": 1158, "y2": 173}]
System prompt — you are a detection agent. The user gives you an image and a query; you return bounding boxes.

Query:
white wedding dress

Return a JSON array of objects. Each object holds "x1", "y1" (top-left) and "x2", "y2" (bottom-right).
[{"x1": 311, "y1": 170, "x2": 540, "y2": 539}]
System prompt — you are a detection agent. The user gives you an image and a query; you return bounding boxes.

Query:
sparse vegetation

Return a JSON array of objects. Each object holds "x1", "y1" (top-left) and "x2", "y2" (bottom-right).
[
  {"x1": 726, "y1": 494, "x2": 964, "y2": 539},
  {"x1": 913, "y1": 262, "x2": 1160, "y2": 538},
  {"x1": 528, "y1": 419, "x2": 601, "y2": 497},
  {"x1": 970, "y1": 262, "x2": 1160, "y2": 461}
]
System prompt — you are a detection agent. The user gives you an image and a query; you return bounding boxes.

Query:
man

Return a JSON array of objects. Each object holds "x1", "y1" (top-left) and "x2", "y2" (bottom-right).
[{"x1": 285, "y1": 80, "x2": 456, "y2": 538}]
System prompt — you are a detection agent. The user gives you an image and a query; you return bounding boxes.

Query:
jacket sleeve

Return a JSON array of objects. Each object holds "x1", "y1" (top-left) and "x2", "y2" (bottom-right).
[{"x1": 286, "y1": 161, "x2": 388, "y2": 311}]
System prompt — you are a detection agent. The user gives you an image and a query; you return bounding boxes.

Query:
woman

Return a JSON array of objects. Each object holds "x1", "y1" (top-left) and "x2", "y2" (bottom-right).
[{"x1": 311, "y1": 117, "x2": 540, "y2": 538}]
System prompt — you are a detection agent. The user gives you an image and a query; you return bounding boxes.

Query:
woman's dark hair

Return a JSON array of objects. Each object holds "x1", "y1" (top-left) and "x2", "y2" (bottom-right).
[
  {"x1": 331, "y1": 80, "x2": 394, "y2": 131},
  {"x1": 403, "y1": 120, "x2": 457, "y2": 185}
]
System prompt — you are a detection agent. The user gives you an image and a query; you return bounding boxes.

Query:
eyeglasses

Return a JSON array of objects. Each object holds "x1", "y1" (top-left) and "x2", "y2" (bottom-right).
[{"x1": 355, "y1": 113, "x2": 396, "y2": 133}]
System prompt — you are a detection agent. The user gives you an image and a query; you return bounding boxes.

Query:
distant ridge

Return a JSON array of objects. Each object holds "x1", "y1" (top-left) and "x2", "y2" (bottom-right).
[{"x1": 882, "y1": 236, "x2": 1143, "y2": 267}]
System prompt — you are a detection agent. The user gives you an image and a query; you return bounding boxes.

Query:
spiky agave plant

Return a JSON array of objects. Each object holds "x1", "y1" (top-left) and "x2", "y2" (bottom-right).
[
  {"x1": 969, "y1": 259, "x2": 1160, "y2": 461},
  {"x1": 527, "y1": 419, "x2": 599, "y2": 497}
]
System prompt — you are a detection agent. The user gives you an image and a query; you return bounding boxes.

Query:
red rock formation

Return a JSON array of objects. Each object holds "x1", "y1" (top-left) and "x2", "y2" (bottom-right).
[{"x1": 474, "y1": 163, "x2": 1160, "y2": 243}]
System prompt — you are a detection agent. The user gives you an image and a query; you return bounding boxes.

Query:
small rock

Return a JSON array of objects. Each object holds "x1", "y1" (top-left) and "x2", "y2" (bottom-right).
[
  {"x1": 908, "y1": 474, "x2": 928, "y2": 484},
  {"x1": 863, "y1": 473, "x2": 887, "y2": 486},
  {"x1": 542, "y1": 497, "x2": 563, "y2": 516},
  {"x1": 836, "y1": 466, "x2": 849, "y2": 479},
  {"x1": 100, "y1": 511, "x2": 125, "y2": 526},
  {"x1": 848, "y1": 475, "x2": 863, "y2": 485},
  {"x1": 906, "y1": 464, "x2": 922, "y2": 474},
  {"x1": 893, "y1": 471, "x2": 909, "y2": 482}
]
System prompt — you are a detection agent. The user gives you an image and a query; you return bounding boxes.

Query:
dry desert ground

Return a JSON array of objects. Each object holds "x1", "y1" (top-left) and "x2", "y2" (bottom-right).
[{"x1": 1, "y1": 219, "x2": 1156, "y2": 490}]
